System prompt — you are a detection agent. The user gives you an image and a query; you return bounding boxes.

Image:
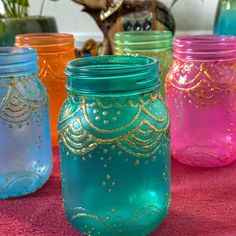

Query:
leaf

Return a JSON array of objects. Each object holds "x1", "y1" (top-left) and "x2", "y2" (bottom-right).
[
  {"x1": 5, "y1": 0, "x2": 29, "y2": 12},
  {"x1": 0, "y1": 20, "x2": 6, "y2": 38},
  {"x1": 170, "y1": 0, "x2": 179, "y2": 8},
  {"x1": 8, "y1": 0, "x2": 29, "y2": 7}
]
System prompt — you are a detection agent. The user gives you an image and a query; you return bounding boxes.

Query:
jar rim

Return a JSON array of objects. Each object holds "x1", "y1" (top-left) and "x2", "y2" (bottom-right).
[
  {"x1": 114, "y1": 31, "x2": 173, "y2": 51},
  {"x1": 66, "y1": 55, "x2": 160, "y2": 96},
  {"x1": 0, "y1": 47, "x2": 38, "y2": 77},
  {"x1": 174, "y1": 35, "x2": 236, "y2": 61},
  {"x1": 15, "y1": 33, "x2": 74, "y2": 53}
]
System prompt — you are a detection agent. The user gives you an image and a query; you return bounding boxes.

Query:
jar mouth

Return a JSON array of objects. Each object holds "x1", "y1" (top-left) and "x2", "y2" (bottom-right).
[
  {"x1": 0, "y1": 47, "x2": 38, "y2": 77},
  {"x1": 174, "y1": 35, "x2": 236, "y2": 61},
  {"x1": 114, "y1": 31, "x2": 173, "y2": 51},
  {"x1": 15, "y1": 33, "x2": 74, "y2": 54},
  {"x1": 66, "y1": 55, "x2": 160, "y2": 96}
]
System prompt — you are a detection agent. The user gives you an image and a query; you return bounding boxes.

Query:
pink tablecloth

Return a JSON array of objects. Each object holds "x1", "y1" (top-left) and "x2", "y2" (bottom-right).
[{"x1": 0, "y1": 148, "x2": 235, "y2": 236}]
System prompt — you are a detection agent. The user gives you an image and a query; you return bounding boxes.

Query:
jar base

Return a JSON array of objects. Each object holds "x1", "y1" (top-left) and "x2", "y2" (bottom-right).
[
  {"x1": 172, "y1": 146, "x2": 236, "y2": 167},
  {"x1": 65, "y1": 207, "x2": 169, "y2": 236},
  {"x1": 0, "y1": 167, "x2": 52, "y2": 199}
]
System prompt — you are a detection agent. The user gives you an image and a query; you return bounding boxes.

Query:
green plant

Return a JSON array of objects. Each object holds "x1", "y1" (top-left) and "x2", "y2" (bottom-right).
[
  {"x1": 1, "y1": 0, "x2": 29, "y2": 17},
  {"x1": 1, "y1": 0, "x2": 60, "y2": 18},
  {"x1": 0, "y1": 0, "x2": 60, "y2": 38}
]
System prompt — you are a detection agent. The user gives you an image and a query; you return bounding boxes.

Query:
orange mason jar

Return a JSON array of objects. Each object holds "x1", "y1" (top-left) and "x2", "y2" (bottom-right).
[{"x1": 15, "y1": 33, "x2": 75, "y2": 146}]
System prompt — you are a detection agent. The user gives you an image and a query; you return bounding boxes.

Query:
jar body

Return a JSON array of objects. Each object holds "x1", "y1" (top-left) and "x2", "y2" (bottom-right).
[
  {"x1": 214, "y1": 0, "x2": 236, "y2": 35},
  {"x1": 15, "y1": 33, "x2": 75, "y2": 146},
  {"x1": 166, "y1": 59, "x2": 236, "y2": 167},
  {"x1": 0, "y1": 73, "x2": 52, "y2": 198},
  {"x1": 115, "y1": 48, "x2": 172, "y2": 98},
  {"x1": 58, "y1": 91, "x2": 170, "y2": 235},
  {"x1": 37, "y1": 50, "x2": 75, "y2": 146},
  {"x1": 114, "y1": 31, "x2": 173, "y2": 99}
]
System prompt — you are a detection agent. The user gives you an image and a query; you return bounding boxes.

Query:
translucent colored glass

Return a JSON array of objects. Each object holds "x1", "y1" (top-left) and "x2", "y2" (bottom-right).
[
  {"x1": 166, "y1": 35, "x2": 236, "y2": 167},
  {"x1": 214, "y1": 0, "x2": 236, "y2": 35},
  {"x1": 58, "y1": 56, "x2": 170, "y2": 235},
  {"x1": 15, "y1": 33, "x2": 75, "y2": 146},
  {"x1": 114, "y1": 31, "x2": 173, "y2": 99},
  {"x1": 0, "y1": 47, "x2": 52, "y2": 198}
]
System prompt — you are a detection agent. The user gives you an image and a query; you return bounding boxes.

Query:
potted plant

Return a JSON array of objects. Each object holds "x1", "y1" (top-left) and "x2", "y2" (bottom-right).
[{"x1": 0, "y1": 0, "x2": 59, "y2": 46}]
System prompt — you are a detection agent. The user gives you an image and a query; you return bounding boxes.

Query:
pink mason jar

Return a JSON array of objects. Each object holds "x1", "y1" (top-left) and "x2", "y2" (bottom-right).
[{"x1": 166, "y1": 35, "x2": 236, "y2": 167}]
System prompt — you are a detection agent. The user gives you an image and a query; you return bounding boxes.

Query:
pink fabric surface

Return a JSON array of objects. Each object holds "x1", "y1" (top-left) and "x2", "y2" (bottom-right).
[{"x1": 0, "y1": 148, "x2": 235, "y2": 236}]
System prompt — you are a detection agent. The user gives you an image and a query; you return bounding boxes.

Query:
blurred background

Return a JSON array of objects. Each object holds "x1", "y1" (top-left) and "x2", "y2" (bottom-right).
[{"x1": 0, "y1": 0, "x2": 219, "y2": 46}]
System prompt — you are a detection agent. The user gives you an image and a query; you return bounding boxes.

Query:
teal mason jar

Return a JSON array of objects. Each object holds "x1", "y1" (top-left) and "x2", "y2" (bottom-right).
[
  {"x1": 58, "y1": 56, "x2": 170, "y2": 236},
  {"x1": 214, "y1": 0, "x2": 236, "y2": 35}
]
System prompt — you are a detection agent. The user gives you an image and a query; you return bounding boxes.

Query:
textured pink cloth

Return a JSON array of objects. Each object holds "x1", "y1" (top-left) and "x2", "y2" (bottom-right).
[{"x1": 0, "y1": 148, "x2": 235, "y2": 236}]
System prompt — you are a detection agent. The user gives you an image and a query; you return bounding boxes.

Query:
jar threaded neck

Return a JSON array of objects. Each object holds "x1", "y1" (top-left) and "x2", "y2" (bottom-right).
[
  {"x1": 114, "y1": 31, "x2": 173, "y2": 52},
  {"x1": 15, "y1": 33, "x2": 74, "y2": 54},
  {"x1": 174, "y1": 35, "x2": 236, "y2": 61},
  {"x1": 66, "y1": 55, "x2": 160, "y2": 96},
  {"x1": 0, "y1": 47, "x2": 38, "y2": 76}
]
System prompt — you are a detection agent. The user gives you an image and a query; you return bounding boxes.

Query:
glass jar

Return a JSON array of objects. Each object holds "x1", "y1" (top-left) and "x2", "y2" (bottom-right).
[
  {"x1": 58, "y1": 56, "x2": 170, "y2": 235},
  {"x1": 166, "y1": 35, "x2": 236, "y2": 167},
  {"x1": 214, "y1": 0, "x2": 236, "y2": 35},
  {"x1": 114, "y1": 31, "x2": 173, "y2": 99},
  {"x1": 0, "y1": 47, "x2": 52, "y2": 199},
  {"x1": 15, "y1": 33, "x2": 75, "y2": 146}
]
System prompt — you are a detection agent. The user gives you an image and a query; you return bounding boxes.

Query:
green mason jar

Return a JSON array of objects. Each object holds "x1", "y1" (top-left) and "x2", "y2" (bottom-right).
[
  {"x1": 58, "y1": 55, "x2": 170, "y2": 236},
  {"x1": 114, "y1": 31, "x2": 173, "y2": 99}
]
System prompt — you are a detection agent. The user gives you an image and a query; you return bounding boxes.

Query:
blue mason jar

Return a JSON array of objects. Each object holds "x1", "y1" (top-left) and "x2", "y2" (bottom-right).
[
  {"x1": 58, "y1": 56, "x2": 170, "y2": 236},
  {"x1": 0, "y1": 47, "x2": 52, "y2": 199}
]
